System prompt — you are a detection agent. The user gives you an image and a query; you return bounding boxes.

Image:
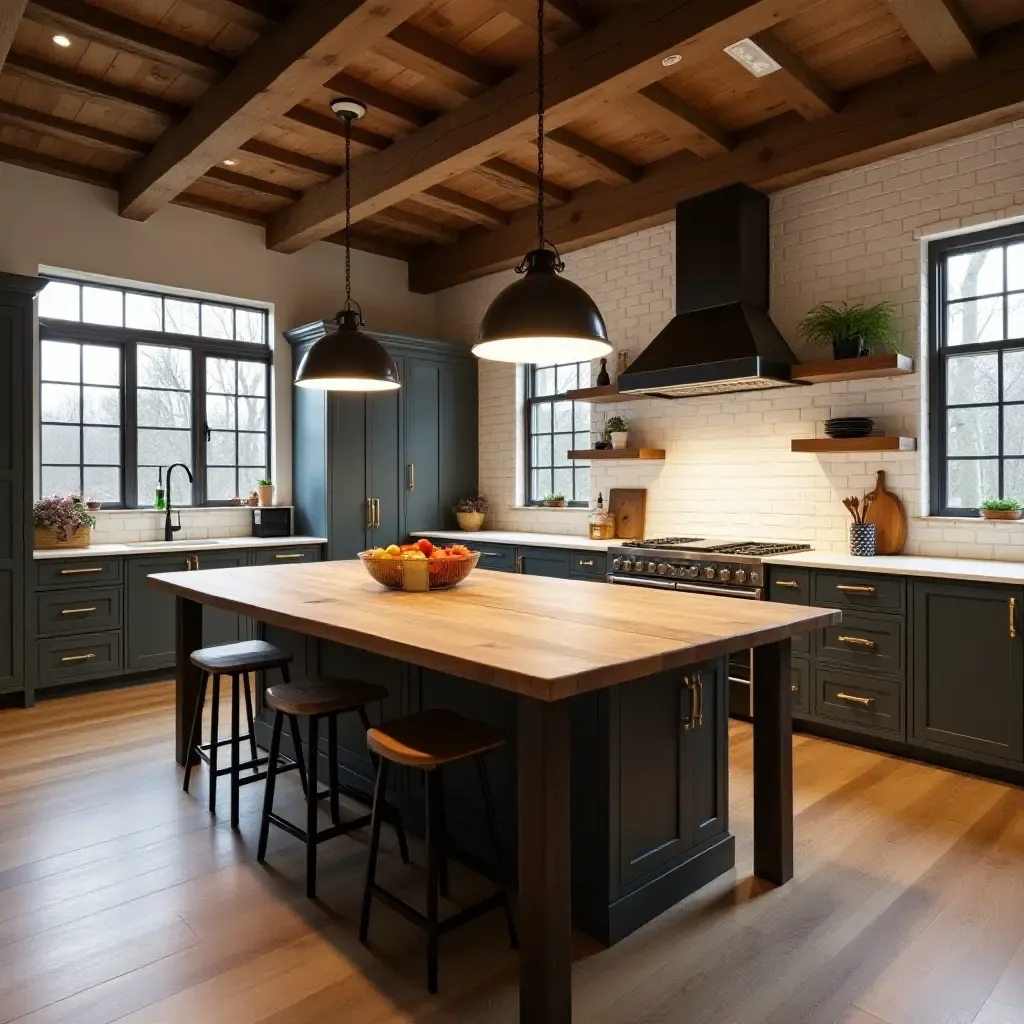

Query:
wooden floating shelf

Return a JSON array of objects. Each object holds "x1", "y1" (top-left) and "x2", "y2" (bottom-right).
[
  {"x1": 790, "y1": 353, "x2": 915, "y2": 384},
  {"x1": 568, "y1": 448, "x2": 666, "y2": 461},
  {"x1": 791, "y1": 437, "x2": 917, "y2": 453},
  {"x1": 564, "y1": 384, "x2": 627, "y2": 404}
]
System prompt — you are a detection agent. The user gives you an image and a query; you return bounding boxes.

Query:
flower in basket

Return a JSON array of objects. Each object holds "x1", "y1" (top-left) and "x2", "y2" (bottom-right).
[
  {"x1": 33, "y1": 493, "x2": 97, "y2": 542},
  {"x1": 453, "y1": 496, "x2": 489, "y2": 515}
]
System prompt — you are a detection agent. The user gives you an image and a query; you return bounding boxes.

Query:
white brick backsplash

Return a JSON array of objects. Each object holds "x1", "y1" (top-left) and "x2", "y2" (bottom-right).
[
  {"x1": 90, "y1": 506, "x2": 255, "y2": 544},
  {"x1": 435, "y1": 119, "x2": 1024, "y2": 560}
]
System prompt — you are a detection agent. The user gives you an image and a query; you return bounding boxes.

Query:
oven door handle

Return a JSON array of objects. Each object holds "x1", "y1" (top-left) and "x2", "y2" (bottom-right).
[
  {"x1": 675, "y1": 582, "x2": 764, "y2": 600},
  {"x1": 607, "y1": 574, "x2": 677, "y2": 590}
]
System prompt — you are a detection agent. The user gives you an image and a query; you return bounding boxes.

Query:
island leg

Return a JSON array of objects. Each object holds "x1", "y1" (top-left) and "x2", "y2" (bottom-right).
[
  {"x1": 175, "y1": 595, "x2": 203, "y2": 767},
  {"x1": 752, "y1": 638, "x2": 793, "y2": 885},
  {"x1": 517, "y1": 696, "x2": 572, "y2": 1024}
]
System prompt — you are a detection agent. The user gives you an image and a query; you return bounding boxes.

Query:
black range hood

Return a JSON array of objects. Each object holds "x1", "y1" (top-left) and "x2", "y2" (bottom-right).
[{"x1": 617, "y1": 183, "x2": 806, "y2": 398}]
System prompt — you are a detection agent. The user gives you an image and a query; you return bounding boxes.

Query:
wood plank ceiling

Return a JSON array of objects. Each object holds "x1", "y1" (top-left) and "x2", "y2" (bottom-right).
[{"x1": 0, "y1": 0, "x2": 1023, "y2": 290}]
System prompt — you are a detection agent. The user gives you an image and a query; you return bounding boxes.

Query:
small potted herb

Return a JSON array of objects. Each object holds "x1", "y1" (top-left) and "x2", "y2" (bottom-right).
[
  {"x1": 605, "y1": 415, "x2": 629, "y2": 450},
  {"x1": 979, "y1": 498, "x2": 1023, "y2": 521},
  {"x1": 33, "y1": 494, "x2": 97, "y2": 550},
  {"x1": 256, "y1": 478, "x2": 275, "y2": 506},
  {"x1": 797, "y1": 301, "x2": 899, "y2": 360},
  {"x1": 541, "y1": 493, "x2": 567, "y2": 508},
  {"x1": 454, "y1": 495, "x2": 489, "y2": 531}
]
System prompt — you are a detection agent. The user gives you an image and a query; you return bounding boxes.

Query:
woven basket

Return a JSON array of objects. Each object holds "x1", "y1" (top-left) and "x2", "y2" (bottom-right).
[
  {"x1": 34, "y1": 526, "x2": 91, "y2": 550},
  {"x1": 456, "y1": 511, "x2": 486, "y2": 532},
  {"x1": 359, "y1": 550, "x2": 481, "y2": 591}
]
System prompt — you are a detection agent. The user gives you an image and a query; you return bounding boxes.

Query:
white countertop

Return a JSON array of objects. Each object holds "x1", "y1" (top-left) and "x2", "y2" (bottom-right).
[
  {"x1": 764, "y1": 549, "x2": 1024, "y2": 585},
  {"x1": 33, "y1": 535, "x2": 328, "y2": 560},
  {"x1": 410, "y1": 529, "x2": 618, "y2": 551}
]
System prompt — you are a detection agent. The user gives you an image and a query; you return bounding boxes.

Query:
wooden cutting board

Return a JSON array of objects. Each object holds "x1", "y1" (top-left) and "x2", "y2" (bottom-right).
[
  {"x1": 864, "y1": 470, "x2": 907, "y2": 554},
  {"x1": 608, "y1": 488, "x2": 646, "y2": 540}
]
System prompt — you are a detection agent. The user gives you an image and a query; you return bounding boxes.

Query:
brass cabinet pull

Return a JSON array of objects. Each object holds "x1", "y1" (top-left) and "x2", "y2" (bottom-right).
[
  {"x1": 184, "y1": 556, "x2": 200, "y2": 571},
  {"x1": 366, "y1": 498, "x2": 374, "y2": 530},
  {"x1": 61, "y1": 652, "x2": 96, "y2": 663},
  {"x1": 693, "y1": 675, "x2": 703, "y2": 728},
  {"x1": 408, "y1": 463, "x2": 415, "y2": 492},
  {"x1": 791, "y1": 683, "x2": 800, "y2": 693},
  {"x1": 515, "y1": 554, "x2": 524, "y2": 573},
  {"x1": 682, "y1": 675, "x2": 703, "y2": 730},
  {"x1": 837, "y1": 635, "x2": 876, "y2": 649},
  {"x1": 61, "y1": 606, "x2": 97, "y2": 615},
  {"x1": 836, "y1": 584, "x2": 876, "y2": 594},
  {"x1": 274, "y1": 553, "x2": 305, "y2": 560},
  {"x1": 60, "y1": 566, "x2": 103, "y2": 575},
  {"x1": 373, "y1": 498, "x2": 381, "y2": 530},
  {"x1": 775, "y1": 580, "x2": 800, "y2": 588},
  {"x1": 836, "y1": 691, "x2": 874, "y2": 708},
  {"x1": 1011, "y1": 598, "x2": 1017, "y2": 640},
  {"x1": 579, "y1": 559, "x2": 595, "y2": 567},
  {"x1": 480, "y1": 551, "x2": 504, "y2": 557}
]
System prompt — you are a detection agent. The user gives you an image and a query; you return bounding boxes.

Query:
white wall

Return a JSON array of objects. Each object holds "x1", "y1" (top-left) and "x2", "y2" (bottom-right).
[
  {"x1": 0, "y1": 163, "x2": 436, "y2": 503},
  {"x1": 437, "y1": 118, "x2": 1024, "y2": 559}
]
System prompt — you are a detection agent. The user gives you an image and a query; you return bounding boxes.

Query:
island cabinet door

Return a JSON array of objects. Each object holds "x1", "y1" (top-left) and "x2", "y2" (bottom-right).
[{"x1": 911, "y1": 580, "x2": 1024, "y2": 764}]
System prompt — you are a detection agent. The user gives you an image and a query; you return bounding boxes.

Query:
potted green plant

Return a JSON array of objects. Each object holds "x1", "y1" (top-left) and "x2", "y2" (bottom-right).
[
  {"x1": 33, "y1": 494, "x2": 97, "y2": 549},
  {"x1": 454, "y1": 495, "x2": 489, "y2": 531},
  {"x1": 541, "y1": 493, "x2": 567, "y2": 508},
  {"x1": 256, "y1": 478, "x2": 275, "y2": 506},
  {"x1": 979, "y1": 498, "x2": 1023, "y2": 521},
  {"x1": 797, "y1": 301, "x2": 899, "y2": 360},
  {"x1": 605, "y1": 415, "x2": 629, "y2": 450}
]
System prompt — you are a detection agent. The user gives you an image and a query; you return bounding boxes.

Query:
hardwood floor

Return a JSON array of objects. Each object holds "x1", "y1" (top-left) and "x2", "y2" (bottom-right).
[{"x1": 2, "y1": 682, "x2": 1024, "y2": 1024}]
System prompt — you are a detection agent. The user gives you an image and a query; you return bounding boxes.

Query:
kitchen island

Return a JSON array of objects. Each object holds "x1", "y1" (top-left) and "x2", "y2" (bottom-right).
[{"x1": 150, "y1": 561, "x2": 838, "y2": 1024}]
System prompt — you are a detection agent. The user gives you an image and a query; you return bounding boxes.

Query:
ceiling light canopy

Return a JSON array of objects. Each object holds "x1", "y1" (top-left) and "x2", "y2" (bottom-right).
[
  {"x1": 293, "y1": 99, "x2": 401, "y2": 393},
  {"x1": 723, "y1": 38, "x2": 782, "y2": 77},
  {"x1": 474, "y1": 0, "x2": 610, "y2": 365},
  {"x1": 52, "y1": 34, "x2": 71, "y2": 47},
  {"x1": 661, "y1": 53, "x2": 682, "y2": 67}
]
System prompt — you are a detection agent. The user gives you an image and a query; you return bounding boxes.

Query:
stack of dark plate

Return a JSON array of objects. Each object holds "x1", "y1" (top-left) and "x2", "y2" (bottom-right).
[{"x1": 825, "y1": 417, "x2": 874, "y2": 439}]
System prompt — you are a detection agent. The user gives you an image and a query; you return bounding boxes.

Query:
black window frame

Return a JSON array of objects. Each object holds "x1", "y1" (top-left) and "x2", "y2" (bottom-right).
[
  {"x1": 523, "y1": 361, "x2": 591, "y2": 507},
  {"x1": 38, "y1": 277, "x2": 271, "y2": 509}
]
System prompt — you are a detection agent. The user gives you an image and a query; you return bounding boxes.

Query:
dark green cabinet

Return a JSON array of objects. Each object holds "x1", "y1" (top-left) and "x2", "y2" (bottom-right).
[
  {"x1": 912, "y1": 580, "x2": 1024, "y2": 764},
  {"x1": 422, "y1": 538, "x2": 608, "y2": 580},
  {"x1": 517, "y1": 547, "x2": 569, "y2": 577},
  {"x1": 127, "y1": 553, "x2": 202, "y2": 671}
]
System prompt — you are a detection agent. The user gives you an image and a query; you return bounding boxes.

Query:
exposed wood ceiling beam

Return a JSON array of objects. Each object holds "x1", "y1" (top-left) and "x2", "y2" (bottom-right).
[
  {"x1": 417, "y1": 186, "x2": 510, "y2": 227},
  {"x1": 326, "y1": 72, "x2": 434, "y2": 128},
  {"x1": 408, "y1": 21, "x2": 1024, "y2": 292},
  {"x1": 119, "y1": 0, "x2": 430, "y2": 221},
  {"x1": 0, "y1": 98, "x2": 148, "y2": 155},
  {"x1": 326, "y1": 229, "x2": 413, "y2": 261},
  {"x1": 181, "y1": 0, "x2": 288, "y2": 33},
  {"x1": 281, "y1": 105, "x2": 392, "y2": 152},
  {"x1": 171, "y1": 191, "x2": 269, "y2": 225},
  {"x1": 478, "y1": 158, "x2": 571, "y2": 205},
  {"x1": 545, "y1": 128, "x2": 641, "y2": 185},
  {"x1": 632, "y1": 84, "x2": 733, "y2": 156},
  {"x1": 886, "y1": 0, "x2": 978, "y2": 70},
  {"x1": 491, "y1": 0, "x2": 594, "y2": 33},
  {"x1": 0, "y1": 1, "x2": 29, "y2": 73},
  {"x1": 239, "y1": 139, "x2": 337, "y2": 178},
  {"x1": 0, "y1": 140, "x2": 117, "y2": 188},
  {"x1": 267, "y1": 0, "x2": 816, "y2": 252},
  {"x1": 374, "y1": 24, "x2": 506, "y2": 97},
  {"x1": 372, "y1": 206, "x2": 459, "y2": 245},
  {"x1": 24, "y1": 0, "x2": 232, "y2": 81},
  {"x1": 750, "y1": 30, "x2": 840, "y2": 121},
  {"x1": 204, "y1": 165, "x2": 299, "y2": 201}
]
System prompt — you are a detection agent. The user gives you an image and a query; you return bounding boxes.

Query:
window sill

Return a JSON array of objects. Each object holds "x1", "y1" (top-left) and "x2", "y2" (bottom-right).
[
  {"x1": 509, "y1": 505, "x2": 588, "y2": 512},
  {"x1": 914, "y1": 515, "x2": 1023, "y2": 523},
  {"x1": 93, "y1": 505, "x2": 290, "y2": 516}
]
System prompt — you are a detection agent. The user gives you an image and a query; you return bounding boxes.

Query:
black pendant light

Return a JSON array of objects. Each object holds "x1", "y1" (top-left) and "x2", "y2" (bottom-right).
[
  {"x1": 294, "y1": 99, "x2": 401, "y2": 392},
  {"x1": 474, "y1": 0, "x2": 611, "y2": 364}
]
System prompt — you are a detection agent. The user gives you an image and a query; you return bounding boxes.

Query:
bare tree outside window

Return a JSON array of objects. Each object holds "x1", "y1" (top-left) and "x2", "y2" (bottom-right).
[{"x1": 525, "y1": 361, "x2": 591, "y2": 504}]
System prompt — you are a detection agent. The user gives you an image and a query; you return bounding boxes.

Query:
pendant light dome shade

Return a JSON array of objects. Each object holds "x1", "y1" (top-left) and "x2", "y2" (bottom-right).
[
  {"x1": 295, "y1": 309, "x2": 401, "y2": 391},
  {"x1": 474, "y1": 249, "x2": 612, "y2": 364}
]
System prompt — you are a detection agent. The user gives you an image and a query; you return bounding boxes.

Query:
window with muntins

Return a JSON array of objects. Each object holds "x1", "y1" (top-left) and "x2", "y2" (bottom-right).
[
  {"x1": 37, "y1": 277, "x2": 271, "y2": 508},
  {"x1": 524, "y1": 361, "x2": 591, "y2": 505}
]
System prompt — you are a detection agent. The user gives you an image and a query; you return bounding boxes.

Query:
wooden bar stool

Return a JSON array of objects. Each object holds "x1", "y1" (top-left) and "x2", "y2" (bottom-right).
[
  {"x1": 258, "y1": 680, "x2": 410, "y2": 899},
  {"x1": 360, "y1": 708, "x2": 518, "y2": 994},
  {"x1": 183, "y1": 640, "x2": 297, "y2": 830}
]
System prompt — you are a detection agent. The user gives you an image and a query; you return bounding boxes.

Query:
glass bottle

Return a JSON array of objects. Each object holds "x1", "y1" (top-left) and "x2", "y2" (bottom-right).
[{"x1": 589, "y1": 492, "x2": 615, "y2": 540}]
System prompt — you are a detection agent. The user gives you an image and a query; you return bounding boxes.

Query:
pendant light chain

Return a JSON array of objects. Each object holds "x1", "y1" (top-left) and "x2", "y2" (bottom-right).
[
  {"x1": 344, "y1": 113, "x2": 353, "y2": 311},
  {"x1": 536, "y1": 0, "x2": 544, "y2": 252}
]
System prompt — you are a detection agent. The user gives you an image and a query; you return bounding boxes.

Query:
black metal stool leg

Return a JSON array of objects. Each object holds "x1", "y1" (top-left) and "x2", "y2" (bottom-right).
[
  {"x1": 478, "y1": 756, "x2": 518, "y2": 950},
  {"x1": 426, "y1": 769, "x2": 441, "y2": 994},
  {"x1": 436, "y1": 769, "x2": 450, "y2": 900},
  {"x1": 289, "y1": 714, "x2": 308, "y2": 797},
  {"x1": 305, "y1": 714, "x2": 319, "y2": 899},
  {"x1": 230, "y1": 673, "x2": 242, "y2": 830},
  {"x1": 208, "y1": 674, "x2": 220, "y2": 814},
  {"x1": 183, "y1": 672, "x2": 208, "y2": 793},
  {"x1": 360, "y1": 757, "x2": 389, "y2": 943},
  {"x1": 358, "y1": 706, "x2": 409, "y2": 864},
  {"x1": 257, "y1": 711, "x2": 283, "y2": 862},
  {"x1": 242, "y1": 674, "x2": 258, "y2": 767},
  {"x1": 328, "y1": 713, "x2": 341, "y2": 826}
]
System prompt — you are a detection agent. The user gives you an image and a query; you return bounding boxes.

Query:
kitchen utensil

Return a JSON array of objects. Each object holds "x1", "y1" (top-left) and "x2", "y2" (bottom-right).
[
  {"x1": 359, "y1": 550, "x2": 481, "y2": 591},
  {"x1": 864, "y1": 470, "x2": 907, "y2": 554},
  {"x1": 608, "y1": 488, "x2": 647, "y2": 540}
]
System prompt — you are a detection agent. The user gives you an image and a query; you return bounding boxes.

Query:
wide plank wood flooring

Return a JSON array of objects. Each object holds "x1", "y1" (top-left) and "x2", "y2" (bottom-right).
[{"x1": 2, "y1": 682, "x2": 1024, "y2": 1024}]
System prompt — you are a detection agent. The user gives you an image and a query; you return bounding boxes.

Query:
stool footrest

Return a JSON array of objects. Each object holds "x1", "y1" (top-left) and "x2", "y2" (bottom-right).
[
  {"x1": 367, "y1": 883, "x2": 506, "y2": 936},
  {"x1": 265, "y1": 810, "x2": 373, "y2": 846}
]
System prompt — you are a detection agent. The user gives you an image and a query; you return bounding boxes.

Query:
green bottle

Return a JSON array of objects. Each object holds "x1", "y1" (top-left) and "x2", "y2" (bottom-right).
[{"x1": 155, "y1": 467, "x2": 165, "y2": 511}]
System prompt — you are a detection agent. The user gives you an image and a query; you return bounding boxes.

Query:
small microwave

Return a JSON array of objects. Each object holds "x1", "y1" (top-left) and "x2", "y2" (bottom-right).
[{"x1": 252, "y1": 507, "x2": 292, "y2": 537}]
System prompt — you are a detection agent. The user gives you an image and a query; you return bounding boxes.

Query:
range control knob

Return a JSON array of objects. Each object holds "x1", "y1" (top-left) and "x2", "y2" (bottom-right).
[
  {"x1": 647, "y1": 562, "x2": 658, "y2": 573},
  {"x1": 622, "y1": 559, "x2": 633, "y2": 572},
  {"x1": 612, "y1": 558, "x2": 621, "y2": 571},
  {"x1": 734, "y1": 569, "x2": 747, "y2": 584},
  {"x1": 704, "y1": 566, "x2": 716, "y2": 580},
  {"x1": 749, "y1": 570, "x2": 761, "y2": 585},
  {"x1": 719, "y1": 568, "x2": 731, "y2": 582},
  {"x1": 688, "y1": 566, "x2": 700, "y2": 579},
  {"x1": 657, "y1": 563, "x2": 667, "y2": 575}
]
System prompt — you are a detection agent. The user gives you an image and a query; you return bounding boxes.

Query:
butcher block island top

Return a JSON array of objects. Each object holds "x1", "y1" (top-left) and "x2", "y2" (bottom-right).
[{"x1": 149, "y1": 559, "x2": 839, "y2": 701}]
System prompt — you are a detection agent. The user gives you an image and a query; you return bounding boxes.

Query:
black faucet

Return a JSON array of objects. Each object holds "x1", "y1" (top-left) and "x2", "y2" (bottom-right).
[{"x1": 164, "y1": 463, "x2": 194, "y2": 541}]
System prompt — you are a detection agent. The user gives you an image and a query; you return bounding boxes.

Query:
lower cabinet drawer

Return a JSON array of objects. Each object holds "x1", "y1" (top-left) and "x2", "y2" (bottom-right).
[
  {"x1": 36, "y1": 586, "x2": 122, "y2": 637},
  {"x1": 815, "y1": 666, "x2": 903, "y2": 736},
  {"x1": 36, "y1": 557, "x2": 121, "y2": 589},
  {"x1": 37, "y1": 631, "x2": 122, "y2": 687},
  {"x1": 473, "y1": 543, "x2": 517, "y2": 573},
  {"x1": 790, "y1": 656, "x2": 810, "y2": 716},
  {"x1": 569, "y1": 550, "x2": 607, "y2": 580},
  {"x1": 252, "y1": 545, "x2": 322, "y2": 566},
  {"x1": 817, "y1": 612, "x2": 905, "y2": 678}
]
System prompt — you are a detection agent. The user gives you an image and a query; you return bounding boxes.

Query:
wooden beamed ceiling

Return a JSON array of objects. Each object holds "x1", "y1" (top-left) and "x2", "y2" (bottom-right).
[{"x1": 0, "y1": 0, "x2": 1020, "y2": 291}]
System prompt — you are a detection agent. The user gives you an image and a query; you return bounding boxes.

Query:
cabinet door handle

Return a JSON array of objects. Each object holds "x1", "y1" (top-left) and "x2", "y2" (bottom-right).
[
  {"x1": 366, "y1": 498, "x2": 374, "y2": 530},
  {"x1": 1011, "y1": 598, "x2": 1017, "y2": 640},
  {"x1": 480, "y1": 551, "x2": 503, "y2": 557},
  {"x1": 408, "y1": 463, "x2": 415, "y2": 492},
  {"x1": 791, "y1": 683, "x2": 800, "y2": 693},
  {"x1": 515, "y1": 554, "x2": 524, "y2": 573},
  {"x1": 775, "y1": 580, "x2": 800, "y2": 588},
  {"x1": 61, "y1": 652, "x2": 96, "y2": 663},
  {"x1": 60, "y1": 566, "x2": 103, "y2": 575},
  {"x1": 579, "y1": 559, "x2": 595, "y2": 567},
  {"x1": 274, "y1": 553, "x2": 305, "y2": 560},
  {"x1": 837, "y1": 635, "x2": 876, "y2": 649},
  {"x1": 373, "y1": 498, "x2": 381, "y2": 530},
  {"x1": 682, "y1": 675, "x2": 703, "y2": 730},
  {"x1": 836, "y1": 691, "x2": 874, "y2": 708},
  {"x1": 61, "y1": 606, "x2": 97, "y2": 615},
  {"x1": 836, "y1": 584, "x2": 876, "y2": 594}
]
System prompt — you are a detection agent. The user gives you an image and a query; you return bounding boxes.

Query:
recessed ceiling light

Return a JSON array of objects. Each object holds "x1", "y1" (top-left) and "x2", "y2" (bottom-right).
[
  {"x1": 52, "y1": 34, "x2": 72, "y2": 48},
  {"x1": 724, "y1": 37, "x2": 782, "y2": 78},
  {"x1": 661, "y1": 54, "x2": 682, "y2": 67},
  {"x1": 223, "y1": 159, "x2": 236, "y2": 166}
]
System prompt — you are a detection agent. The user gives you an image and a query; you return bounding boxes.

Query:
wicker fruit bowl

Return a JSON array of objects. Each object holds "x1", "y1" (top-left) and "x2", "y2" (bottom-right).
[{"x1": 359, "y1": 550, "x2": 481, "y2": 591}]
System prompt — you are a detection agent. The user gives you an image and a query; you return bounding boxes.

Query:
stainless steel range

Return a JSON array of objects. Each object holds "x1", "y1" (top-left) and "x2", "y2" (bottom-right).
[{"x1": 607, "y1": 537, "x2": 812, "y2": 717}]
